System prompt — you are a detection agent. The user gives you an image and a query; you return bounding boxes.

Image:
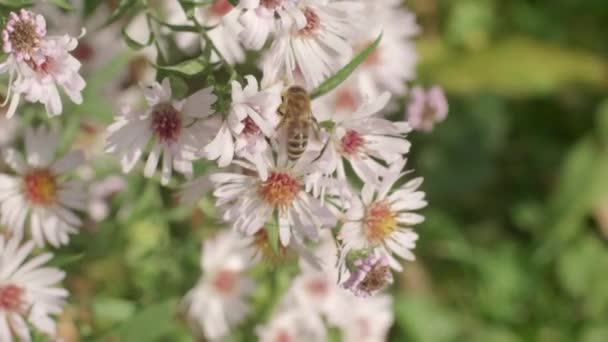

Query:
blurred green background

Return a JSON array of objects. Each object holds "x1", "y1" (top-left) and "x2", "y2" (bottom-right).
[
  {"x1": 402, "y1": 0, "x2": 608, "y2": 341},
  {"x1": 47, "y1": 0, "x2": 608, "y2": 341}
]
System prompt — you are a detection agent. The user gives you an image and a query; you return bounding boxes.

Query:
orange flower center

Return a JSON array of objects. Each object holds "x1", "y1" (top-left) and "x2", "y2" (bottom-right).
[
  {"x1": 0, "y1": 284, "x2": 25, "y2": 313},
  {"x1": 364, "y1": 201, "x2": 397, "y2": 243},
  {"x1": 258, "y1": 171, "x2": 301, "y2": 209},
  {"x1": 23, "y1": 169, "x2": 57, "y2": 206}
]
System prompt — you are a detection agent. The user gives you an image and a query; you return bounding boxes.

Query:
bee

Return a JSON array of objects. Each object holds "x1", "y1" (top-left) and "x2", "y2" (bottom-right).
[{"x1": 277, "y1": 86, "x2": 319, "y2": 161}]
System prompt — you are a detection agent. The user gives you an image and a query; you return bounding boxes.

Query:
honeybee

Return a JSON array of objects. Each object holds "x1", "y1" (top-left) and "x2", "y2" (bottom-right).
[{"x1": 277, "y1": 86, "x2": 319, "y2": 161}]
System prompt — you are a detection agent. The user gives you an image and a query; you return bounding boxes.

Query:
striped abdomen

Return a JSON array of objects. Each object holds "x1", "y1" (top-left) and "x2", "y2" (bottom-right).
[{"x1": 287, "y1": 119, "x2": 310, "y2": 161}]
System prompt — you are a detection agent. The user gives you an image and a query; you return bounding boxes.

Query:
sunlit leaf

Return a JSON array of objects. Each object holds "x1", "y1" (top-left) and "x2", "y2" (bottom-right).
[
  {"x1": 155, "y1": 58, "x2": 208, "y2": 77},
  {"x1": 51, "y1": 0, "x2": 73, "y2": 10},
  {"x1": 121, "y1": 26, "x2": 153, "y2": 50}
]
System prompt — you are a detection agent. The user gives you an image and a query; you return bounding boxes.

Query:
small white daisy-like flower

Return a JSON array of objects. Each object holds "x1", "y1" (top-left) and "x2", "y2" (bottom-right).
[
  {"x1": 333, "y1": 294, "x2": 394, "y2": 342},
  {"x1": 204, "y1": 76, "x2": 282, "y2": 173},
  {"x1": 261, "y1": 0, "x2": 362, "y2": 89},
  {"x1": 105, "y1": 78, "x2": 217, "y2": 185},
  {"x1": 256, "y1": 309, "x2": 327, "y2": 342},
  {"x1": 183, "y1": 231, "x2": 256, "y2": 341},
  {"x1": 0, "y1": 236, "x2": 68, "y2": 341},
  {"x1": 211, "y1": 151, "x2": 336, "y2": 246},
  {"x1": 353, "y1": 0, "x2": 419, "y2": 97},
  {"x1": 338, "y1": 160, "x2": 427, "y2": 271},
  {"x1": 168, "y1": 0, "x2": 245, "y2": 64},
  {"x1": 0, "y1": 127, "x2": 86, "y2": 248},
  {"x1": 236, "y1": 0, "x2": 305, "y2": 50},
  {"x1": 315, "y1": 92, "x2": 411, "y2": 185},
  {"x1": 0, "y1": 9, "x2": 85, "y2": 118},
  {"x1": 407, "y1": 85, "x2": 449, "y2": 132}
]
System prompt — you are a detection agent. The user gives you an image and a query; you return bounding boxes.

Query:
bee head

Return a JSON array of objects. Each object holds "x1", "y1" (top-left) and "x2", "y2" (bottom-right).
[{"x1": 282, "y1": 86, "x2": 310, "y2": 113}]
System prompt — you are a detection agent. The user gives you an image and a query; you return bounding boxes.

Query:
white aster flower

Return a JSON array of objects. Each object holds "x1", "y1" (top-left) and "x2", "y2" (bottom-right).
[
  {"x1": 257, "y1": 309, "x2": 326, "y2": 342},
  {"x1": 236, "y1": 0, "x2": 305, "y2": 50},
  {"x1": 183, "y1": 231, "x2": 256, "y2": 341},
  {"x1": 211, "y1": 151, "x2": 336, "y2": 247},
  {"x1": 167, "y1": 0, "x2": 245, "y2": 64},
  {"x1": 105, "y1": 78, "x2": 217, "y2": 185},
  {"x1": 334, "y1": 294, "x2": 394, "y2": 342},
  {"x1": 0, "y1": 9, "x2": 85, "y2": 117},
  {"x1": 0, "y1": 236, "x2": 68, "y2": 342},
  {"x1": 352, "y1": 0, "x2": 419, "y2": 97},
  {"x1": 0, "y1": 127, "x2": 86, "y2": 248},
  {"x1": 315, "y1": 91, "x2": 411, "y2": 185},
  {"x1": 204, "y1": 76, "x2": 282, "y2": 173},
  {"x1": 261, "y1": 0, "x2": 362, "y2": 89},
  {"x1": 338, "y1": 160, "x2": 427, "y2": 271}
]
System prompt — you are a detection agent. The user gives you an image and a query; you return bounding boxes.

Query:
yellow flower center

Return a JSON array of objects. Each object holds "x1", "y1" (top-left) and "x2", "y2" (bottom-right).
[
  {"x1": 23, "y1": 169, "x2": 57, "y2": 206},
  {"x1": 258, "y1": 171, "x2": 301, "y2": 210},
  {"x1": 364, "y1": 201, "x2": 397, "y2": 243}
]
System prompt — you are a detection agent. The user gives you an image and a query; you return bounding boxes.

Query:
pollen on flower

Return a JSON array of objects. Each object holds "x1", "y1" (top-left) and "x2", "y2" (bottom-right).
[
  {"x1": 0, "y1": 284, "x2": 25, "y2": 313},
  {"x1": 209, "y1": 0, "x2": 233, "y2": 17},
  {"x1": 340, "y1": 129, "x2": 365, "y2": 156},
  {"x1": 23, "y1": 169, "x2": 57, "y2": 206},
  {"x1": 2, "y1": 10, "x2": 45, "y2": 59},
  {"x1": 212, "y1": 269, "x2": 238, "y2": 296},
  {"x1": 298, "y1": 8, "x2": 320, "y2": 36},
  {"x1": 258, "y1": 171, "x2": 301, "y2": 209},
  {"x1": 242, "y1": 116, "x2": 260, "y2": 136},
  {"x1": 364, "y1": 201, "x2": 397, "y2": 243},
  {"x1": 151, "y1": 103, "x2": 182, "y2": 143}
]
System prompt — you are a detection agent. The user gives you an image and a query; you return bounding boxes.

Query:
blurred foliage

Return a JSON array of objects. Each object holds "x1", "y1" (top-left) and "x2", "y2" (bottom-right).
[
  {"x1": 392, "y1": 0, "x2": 608, "y2": 341},
  {"x1": 9, "y1": 0, "x2": 606, "y2": 340}
]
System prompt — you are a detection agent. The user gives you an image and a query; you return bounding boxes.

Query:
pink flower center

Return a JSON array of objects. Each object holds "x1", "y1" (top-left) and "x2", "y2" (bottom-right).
[
  {"x1": 212, "y1": 269, "x2": 238, "y2": 296},
  {"x1": 340, "y1": 129, "x2": 365, "y2": 156},
  {"x1": 335, "y1": 88, "x2": 357, "y2": 111},
  {"x1": 210, "y1": 0, "x2": 233, "y2": 17},
  {"x1": 364, "y1": 201, "x2": 396, "y2": 243},
  {"x1": 28, "y1": 56, "x2": 53, "y2": 75},
  {"x1": 261, "y1": 0, "x2": 282, "y2": 10},
  {"x1": 306, "y1": 278, "x2": 328, "y2": 297},
  {"x1": 0, "y1": 284, "x2": 25, "y2": 313},
  {"x1": 242, "y1": 116, "x2": 260, "y2": 136},
  {"x1": 23, "y1": 169, "x2": 57, "y2": 206},
  {"x1": 298, "y1": 8, "x2": 320, "y2": 36},
  {"x1": 274, "y1": 330, "x2": 292, "y2": 342},
  {"x1": 151, "y1": 103, "x2": 182, "y2": 143},
  {"x1": 258, "y1": 171, "x2": 301, "y2": 209}
]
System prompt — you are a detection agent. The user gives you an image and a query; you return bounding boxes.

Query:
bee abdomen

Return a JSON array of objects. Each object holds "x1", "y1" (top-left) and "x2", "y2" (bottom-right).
[{"x1": 287, "y1": 131, "x2": 309, "y2": 161}]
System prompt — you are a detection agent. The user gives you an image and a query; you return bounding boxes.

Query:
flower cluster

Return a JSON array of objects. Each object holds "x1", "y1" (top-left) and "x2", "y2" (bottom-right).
[{"x1": 0, "y1": 0, "x2": 448, "y2": 340}]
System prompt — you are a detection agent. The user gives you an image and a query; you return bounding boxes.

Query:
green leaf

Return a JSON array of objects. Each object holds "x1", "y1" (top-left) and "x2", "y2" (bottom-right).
[
  {"x1": 118, "y1": 299, "x2": 178, "y2": 341},
  {"x1": 228, "y1": 0, "x2": 238, "y2": 6},
  {"x1": 51, "y1": 0, "x2": 73, "y2": 10},
  {"x1": 103, "y1": 0, "x2": 139, "y2": 27},
  {"x1": 310, "y1": 34, "x2": 382, "y2": 99},
  {"x1": 121, "y1": 26, "x2": 153, "y2": 50},
  {"x1": 50, "y1": 252, "x2": 85, "y2": 267},
  {"x1": 0, "y1": 0, "x2": 34, "y2": 7},
  {"x1": 155, "y1": 57, "x2": 208, "y2": 77}
]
